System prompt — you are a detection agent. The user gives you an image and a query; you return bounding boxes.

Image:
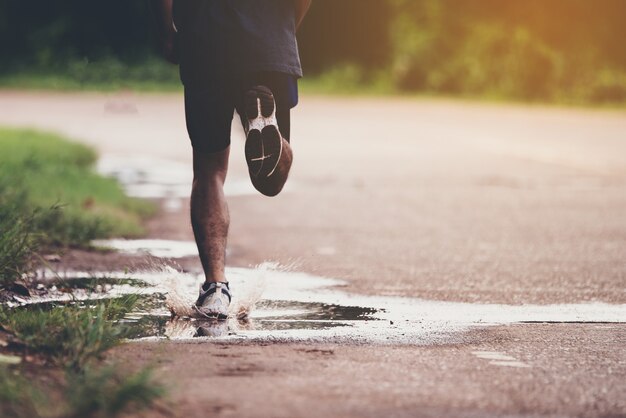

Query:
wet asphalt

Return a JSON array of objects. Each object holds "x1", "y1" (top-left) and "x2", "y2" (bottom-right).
[{"x1": 1, "y1": 91, "x2": 625, "y2": 417}]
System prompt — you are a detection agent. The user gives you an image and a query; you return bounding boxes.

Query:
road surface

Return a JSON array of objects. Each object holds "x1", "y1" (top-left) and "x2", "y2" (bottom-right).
[{"x1": 1, "y1": 91, "x2": 625, "y2": 417}]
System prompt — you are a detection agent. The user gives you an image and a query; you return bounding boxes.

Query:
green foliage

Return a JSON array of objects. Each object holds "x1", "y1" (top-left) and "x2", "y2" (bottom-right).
[
  {"x1": 0, "y1": 127, "x2": 155, "y2": 285},
  {"x1": 65, "y1": 365, "x2": 164, "y2": 418},
  {"x1": 2, "y1": 0, "x2": 626, "y2": 103},
  {"x1": 0, "y1": 295, "x2": 139, "y2": 370},
  {"x1": 0, "y1": 364, "x2": 163, "y2": 418},
  {"x1": 0, "y1": 295, "x2": 164, "y2": 418},
  {"x1": 0, "y1": 366, "x2": 45, "y2": 418},
  {"x1": 0, "y1": 125, "x2": 164, "y2": 416},
  {"x1": 0, "y1": 1, "x2": 156, "y2": 69},
  {"x1": 0, "y1": 245, "x2": 161, "y2": 411},
  {"x1": 33, "y1": 205, "x2": 111, "y2": 248},
  {"x1": 453, "y1": 25, "x2": 562, "y2": 99},
  {"x1": 0, "y1": 187, "x2": 38, "y2": 286},
  {"x1": 0, "y1": 128, "x2": 155, "y2": 248},
  {"x1": 0, "y1": 57, "x2": 181, "y2": 92},
  {"x1": 300, "y1": 64, "x2": 394, "y2": 96},
  {"x1": 387, "y1": 0, "x2": 626, "y2": 103},
  {"x1": 300, "y1": 0, "x2": 626, "y2": 103}
]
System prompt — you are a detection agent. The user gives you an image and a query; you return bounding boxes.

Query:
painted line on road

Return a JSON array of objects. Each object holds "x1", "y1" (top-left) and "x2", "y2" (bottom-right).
[{"x1": 472, "y1": 351, "x2": 531, "y2": 368}]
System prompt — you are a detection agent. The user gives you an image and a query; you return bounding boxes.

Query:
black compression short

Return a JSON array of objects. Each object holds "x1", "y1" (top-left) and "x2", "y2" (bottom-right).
[{"x1": 183, "y1": 71, "x2": 298, "y2": 153}]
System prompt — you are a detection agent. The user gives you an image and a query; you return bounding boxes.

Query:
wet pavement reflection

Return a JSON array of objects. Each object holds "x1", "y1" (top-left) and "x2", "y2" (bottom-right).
[{"x1": 9, "y1": 263, "x2": 626, "y2": 345}]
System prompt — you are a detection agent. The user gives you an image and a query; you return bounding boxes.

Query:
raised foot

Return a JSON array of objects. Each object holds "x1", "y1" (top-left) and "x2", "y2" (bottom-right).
[{"x1": 244, "y1": 86, "x2": 293, "y2": 197}]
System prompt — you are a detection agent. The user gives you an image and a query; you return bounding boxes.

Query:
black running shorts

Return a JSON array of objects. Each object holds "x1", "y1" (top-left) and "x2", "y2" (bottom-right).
[
  {"x1": 183, "y1": 72, "x2": 298, "y2": 153},
  {"x1": 173, "y1": 0, "x2": 301, "y2": 153}
]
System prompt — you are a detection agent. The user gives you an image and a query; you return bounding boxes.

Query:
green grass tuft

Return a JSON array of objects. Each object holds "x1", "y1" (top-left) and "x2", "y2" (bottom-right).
[
  {"x1": 0, "y1": 363, "x2": 164, "y2": 418},
  {"x1": 0, "y1": 128, "x2": 155, "y2": 249},
  {"x1": 0, "y1": 295, "x2": 165, "y2": 418},
  {"x1": 65, "y1": 365, "x2": 165, "y2": 418},
  {"x1": 0, "y1": 188, "x2": 39, "y2": 286},
  {"x1": 0, "y1": 366, "x2": 45, "y2": 418},
  {"x1": 0, "y1": 295, "x2": 140, "y2": 370}
]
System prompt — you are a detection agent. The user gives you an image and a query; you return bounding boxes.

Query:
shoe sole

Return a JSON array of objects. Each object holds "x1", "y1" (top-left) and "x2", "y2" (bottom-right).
[{"x1": 244, "y1": 87, "x2": 283, "y2": 179}]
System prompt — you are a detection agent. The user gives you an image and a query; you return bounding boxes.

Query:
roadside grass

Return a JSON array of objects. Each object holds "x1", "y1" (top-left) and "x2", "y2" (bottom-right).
[
  {"x1": 0, "y1": 295, "x2": 165, "y2": 417},
  {"x1": 0, "y1": 128, "x2": 155, "y2": 244},
  {"x1": 297, "y1": 65, "x2": 626, "y2": 109},
  {"x1": 0, "y1": 127, "x2": 156, "y2": 286},
  {"x1": 0, "y1": 128, "x2": 165, "y2": 415},
  {"x1": 2, "y1": 61, "x2": 626, "y2": 108},
  {"x1": 0, "y1": 366, "x2": 45, "y2": 418},
  {"x1": 0, "y1": 295, "x2": 140, "y2": 370},
  {"x1": 299, "y1": 65, "x2": 397, "y2": 97},
  {"x1": 0, "y1": 364, "x2": 164, "y2": 418},
  {"x1": 0, "y1": 72, "x2": 182, "y2": 93},
  {"x1": 65, "y1": 365, "x2": 164, "y2": 418},
  {"x1": 0, "y1": 188, "x2": 38, "y2": 285},
  {"x1": 0, "y1": 57, "x2": 181, "y2": 92}
]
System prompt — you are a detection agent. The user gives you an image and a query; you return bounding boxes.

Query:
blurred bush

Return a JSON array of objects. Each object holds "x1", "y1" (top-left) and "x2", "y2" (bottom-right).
[
  {"x1": 0, "y1": 128, "x2": 155, "y2": 251},
  {"x1": 382, "y1": 0, "x2": 626, "y2": 102},
  {"x1": 1, "y1": 0, "x2": 625, "y2": 103},
  {"x1": 0, "y1": 0, "x2": 155, "y2": 69}
]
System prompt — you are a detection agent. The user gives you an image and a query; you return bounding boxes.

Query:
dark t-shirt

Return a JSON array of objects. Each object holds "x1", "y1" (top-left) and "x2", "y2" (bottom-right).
[{"x1": 174, "y1": 0, "x2": 303, "y2": 83}]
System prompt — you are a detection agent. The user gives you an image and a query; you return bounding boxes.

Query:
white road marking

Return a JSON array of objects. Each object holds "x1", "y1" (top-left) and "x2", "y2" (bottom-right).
[
  {"x1": 472, "y1": 351, "x2": 517, "y2": 361},
  {"x1": 472, "y1": 351, "x2": 531, "y2": 368},
  {"x1": 489, "y1": 361, "x2": 531, "y2": 368}
]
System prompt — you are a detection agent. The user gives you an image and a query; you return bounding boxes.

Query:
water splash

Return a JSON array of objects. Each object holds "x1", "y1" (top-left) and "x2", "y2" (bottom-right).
[
  {"x1": 17, "y1": 263, "x2": 626, "y2": 345},
  {"x1": 142, "y1": 264, "x2": 266, "y2": 319}
]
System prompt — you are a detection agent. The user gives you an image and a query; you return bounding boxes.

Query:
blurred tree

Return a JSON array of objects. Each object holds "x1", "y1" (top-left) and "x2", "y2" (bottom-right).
[
  {"x1": 297, "y1": 0, "x2": 392, "y2": 74},
  {"x1": 0, "y1": 0, "x2": 625, "y2": 101},
  {"x1": 0, "y1": 0, "x2": 154, "y2": 70},
  {"x1": 386, "y1": 0, "x2": 626, "y2": 100}
]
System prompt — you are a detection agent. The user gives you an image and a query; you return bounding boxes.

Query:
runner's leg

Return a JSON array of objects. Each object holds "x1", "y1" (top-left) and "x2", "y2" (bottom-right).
[
  {"x1": 184, "y1": 84, "x2": 234, "y2": 283},
  {"x1": 190, "y1": 147, "x2": 230, "y2": 283}
]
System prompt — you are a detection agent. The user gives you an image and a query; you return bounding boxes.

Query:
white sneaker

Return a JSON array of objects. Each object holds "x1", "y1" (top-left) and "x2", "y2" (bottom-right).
[{"x1": 193, "y1": 282, "x2": 231, "y2": 320}]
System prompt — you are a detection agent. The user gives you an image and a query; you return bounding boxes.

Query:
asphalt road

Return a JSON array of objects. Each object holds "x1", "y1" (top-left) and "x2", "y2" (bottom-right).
[{"x1": 1, "y1": 91, "x2": 625, "y2": 417}]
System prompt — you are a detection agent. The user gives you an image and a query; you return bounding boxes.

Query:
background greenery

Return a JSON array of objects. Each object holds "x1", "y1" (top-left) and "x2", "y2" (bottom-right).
[
  {"x1": 0, "y1": 128, "x2": 155, "y2": 285},
  {"x1": 0, "y1": 130, "x2": 163, "y2": 415},
  {"x1": 0, "y1": 0, "x2": 625, "y2": 103},
  {"x1": 0, "y1": 128, "x2": 154, "y2": 244}
]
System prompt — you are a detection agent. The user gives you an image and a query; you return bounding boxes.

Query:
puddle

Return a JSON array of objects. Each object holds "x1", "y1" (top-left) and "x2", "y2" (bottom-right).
[
  {"x1": 15, "y1": 264, "x2": 626, "y2": 345},
  {"x1": 97, "y1": 155, "x2": 293, "y2": 200},
  {"x1": 91, "y1": 239, "x2": 200, "y2": 258}
]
